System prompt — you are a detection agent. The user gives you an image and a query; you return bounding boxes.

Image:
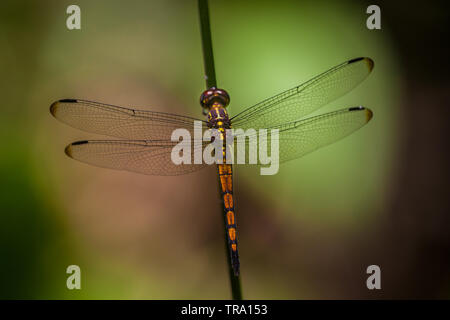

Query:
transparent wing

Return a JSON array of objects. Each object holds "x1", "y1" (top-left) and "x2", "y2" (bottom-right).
[
  {"x1": 50, "y1": 99, "x2": 207, "y2": 140},
  {"x1": 230, "y1": 106, "x2": 373, "y2": 165},
  {"x1": 231, "y1": 57, "x2": 373, "y2": 130},
  {"x1": 64, "y1": 140, "x2": 210, "y2": 176},
  {"x1": 62, "y1": 108, "x2": 372, "y2": 173}
]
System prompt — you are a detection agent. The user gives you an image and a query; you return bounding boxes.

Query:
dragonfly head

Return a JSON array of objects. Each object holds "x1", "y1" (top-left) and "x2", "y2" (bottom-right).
[{"x1": 200, "y1": 87, "x2": 230, "y2": 111}]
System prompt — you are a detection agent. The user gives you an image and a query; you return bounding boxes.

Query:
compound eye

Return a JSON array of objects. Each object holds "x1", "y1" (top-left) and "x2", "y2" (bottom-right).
[
  {"x1": 215, "y1": 89, "x2": 230, "y2": 108},
  {"x1": 200, "y1": 87, "x2": 230, "y2": 108}
]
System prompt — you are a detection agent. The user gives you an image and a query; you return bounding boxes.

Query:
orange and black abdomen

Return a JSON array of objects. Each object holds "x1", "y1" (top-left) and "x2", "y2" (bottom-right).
[
  {"x1": 218, "y1": 163, "x2": 239, "y2": 276},
  {"x1": 208, "y1": 105, "x2": 240, "y2": 276}
]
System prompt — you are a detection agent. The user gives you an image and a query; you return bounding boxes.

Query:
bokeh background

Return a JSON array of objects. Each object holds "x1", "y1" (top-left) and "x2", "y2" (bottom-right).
[{"x1": 0, "y1": 0, "x2": 448, "y2": 299}]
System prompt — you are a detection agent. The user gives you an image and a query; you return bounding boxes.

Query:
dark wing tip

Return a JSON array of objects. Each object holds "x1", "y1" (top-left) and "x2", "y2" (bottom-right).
[
  {"x1": 65, "y1": 140, "x2": 88, "y2": 157},
  {"x1": 348, "y1": 57, "x2": 374, "y2": 72},
  {"x1": 59, "y1": 99, "x2": 78, "y2": 103},
  {"x1": 348, "y1": 57, "x2": 364, "y2": 64},
  {"x1": 50, "y1": 99, "x2": 78, "y2": 116},
  {"x1": 71, "y1": 140, "x2": 88, "y2": 146},
  {"x1": 349, "y1": 106, "x2": 373, "y2": 122}
]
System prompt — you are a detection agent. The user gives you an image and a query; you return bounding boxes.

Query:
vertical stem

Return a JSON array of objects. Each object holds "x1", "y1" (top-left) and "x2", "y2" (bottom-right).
[
  {"x1": 198, "y1": 0, "x2": 243, "y2": 300},
  {"x1": 198, "y1": 0, "x2": 217, "y2": 88}
]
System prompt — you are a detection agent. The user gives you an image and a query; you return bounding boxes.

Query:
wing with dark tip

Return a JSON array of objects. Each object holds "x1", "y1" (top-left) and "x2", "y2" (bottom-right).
[
  {"x1": 231, "y1": 106, "x2": 373, "y2": 165},
  {"x1": 231, "y1": 57, "x2": 374, "y2": 130},
  {"x1": 64, "y1": 139, "x2": 209, "y2": 176},
  {"x1": 50, "y1": 99, "x2": 206, "y2": 140}
]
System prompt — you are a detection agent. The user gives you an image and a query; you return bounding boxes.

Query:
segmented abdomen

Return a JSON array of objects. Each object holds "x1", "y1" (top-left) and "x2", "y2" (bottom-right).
[{"x1": 218, "y1": 163, "x2": 239, "y2": 276}]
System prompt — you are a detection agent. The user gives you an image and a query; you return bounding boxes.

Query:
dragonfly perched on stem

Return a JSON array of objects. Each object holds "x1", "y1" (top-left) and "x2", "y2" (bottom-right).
[{"x1": 50, "y1": 57, "x2": 374, "y2": 276}]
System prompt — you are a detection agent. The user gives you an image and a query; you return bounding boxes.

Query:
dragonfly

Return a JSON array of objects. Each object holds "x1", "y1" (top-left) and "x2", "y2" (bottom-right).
[{"x1": 50, "y1": 57, "x2": 374, "y2": 276}]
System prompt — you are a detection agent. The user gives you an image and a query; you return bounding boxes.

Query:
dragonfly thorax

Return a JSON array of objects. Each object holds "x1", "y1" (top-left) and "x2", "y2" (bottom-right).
[{"x1": 207, "y1": 104, "x2": 231, "y2": 128}]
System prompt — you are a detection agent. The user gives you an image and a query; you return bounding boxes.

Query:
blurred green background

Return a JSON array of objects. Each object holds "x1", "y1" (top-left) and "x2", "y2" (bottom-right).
[{"x1": 1, "y1": 0, "x2": 449, "y2": 299}]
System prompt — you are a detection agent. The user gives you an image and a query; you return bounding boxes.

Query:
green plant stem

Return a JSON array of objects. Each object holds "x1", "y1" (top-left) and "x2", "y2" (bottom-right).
[
  {"x1": 198, "y1": 0, "x2": 217, "y2": 89},
  {"x1": 198, "y1": 0, "x2": 243, "y2": 300}
]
